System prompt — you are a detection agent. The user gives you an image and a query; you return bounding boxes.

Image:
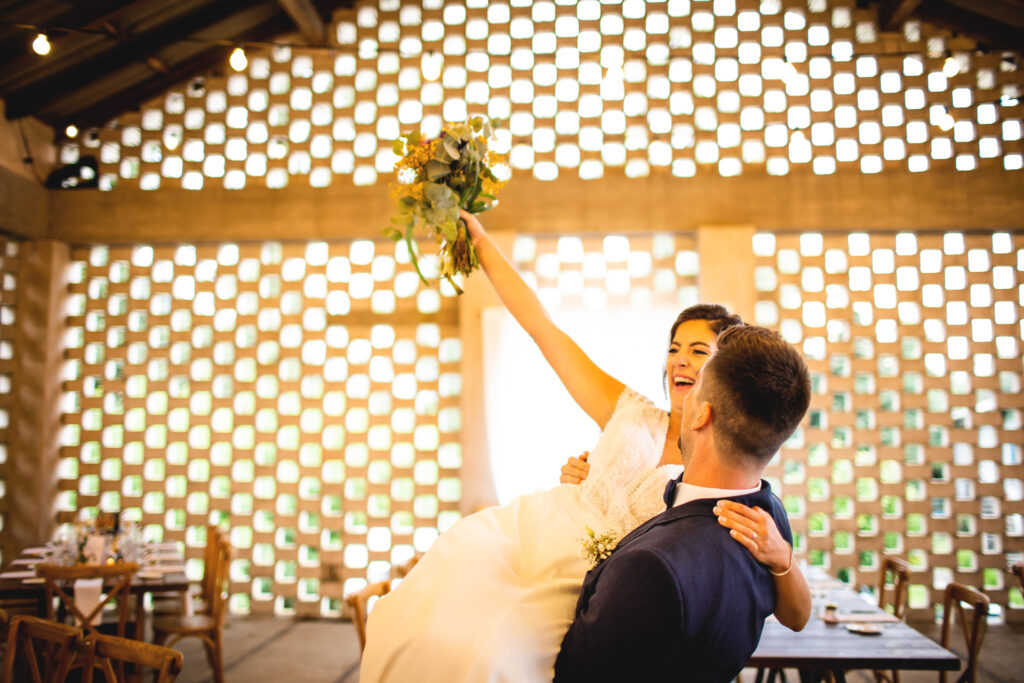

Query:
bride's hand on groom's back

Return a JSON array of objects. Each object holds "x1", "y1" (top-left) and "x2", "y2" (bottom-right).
[
  {"x1": 713, "y1": 500, "x2": 792, "y2": 575},
  {"x1": 559, "y1": 452, "x2": 590, "y2": 485}
]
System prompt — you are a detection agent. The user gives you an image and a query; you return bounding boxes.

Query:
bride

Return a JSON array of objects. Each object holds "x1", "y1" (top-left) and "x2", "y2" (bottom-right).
[{"x1": 360, "y1": 213, "x2": 810, "y2": 682}]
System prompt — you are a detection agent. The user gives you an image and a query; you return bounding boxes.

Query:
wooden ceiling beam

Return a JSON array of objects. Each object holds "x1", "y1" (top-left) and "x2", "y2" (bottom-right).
[
  {"x1": 275, "y1": 0, "x2": 327, "y2": 45},
  {"x1": 916, "y1": 0, "x2": 1024, "y2": 51},
  {"x1": 2, "y1": 0, "x2": 268, "y2": 120},
  {"x1": 878, "y1": 0, "x2": 925, "y2": 32},
  {"x1": 0, "y1": 0, "x2": 144, "y2": 74},
  {"x1": 49, "y1": 12, "x2": 292, "y2": 130}
]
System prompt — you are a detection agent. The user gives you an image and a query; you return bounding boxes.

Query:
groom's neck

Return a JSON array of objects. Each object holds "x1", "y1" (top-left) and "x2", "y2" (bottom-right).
[{"x1": 681, "y1": 447, "x2": 762, "y2": 490}]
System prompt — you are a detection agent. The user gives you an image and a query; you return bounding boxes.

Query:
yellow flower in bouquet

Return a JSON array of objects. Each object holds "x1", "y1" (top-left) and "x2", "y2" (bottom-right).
[{"x1": 385, "y1": 116, "x2": 508, "y2": 294}]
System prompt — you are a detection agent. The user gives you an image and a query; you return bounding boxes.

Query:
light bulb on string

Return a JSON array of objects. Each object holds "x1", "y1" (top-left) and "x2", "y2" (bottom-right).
[
  {"x1": 938, "y1": 106, "x2": 955, "y2": 132},
  {"x1": 32, "y1": 33, "x2": 51, "y2": 55},
  {"x1": 421, "y1": 52, "x2": 443, "y2": 82},
  {"x1": 229, "y1": 46, "x2": 248, "y2": 72},
  {"x1": 942, "y1": 54, "x2": 960, "y2": 78},
  {"x1": 65, "y1": 124, "x2": 78, "y2": 138}
]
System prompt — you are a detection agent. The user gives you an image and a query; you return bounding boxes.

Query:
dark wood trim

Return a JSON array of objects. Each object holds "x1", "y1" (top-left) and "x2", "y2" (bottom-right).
[
  {"x1": 275, "y1": 0, "x2": 327, "y2": 45},
  {"x1": 878, "y1": 0, "x2": 925, "y2": 32},
  {"x1": 917, "y1": 0, "x2": 1024, "y2": 51}
]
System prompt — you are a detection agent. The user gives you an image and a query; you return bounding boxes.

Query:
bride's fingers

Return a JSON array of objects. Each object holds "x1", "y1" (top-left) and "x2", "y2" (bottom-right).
[
  {"x1": 715, "y1": 510, "x2": 760, "y2": 546},
  {"x1": 726, "y1": 528, "x2": 759, "y2": 555}
]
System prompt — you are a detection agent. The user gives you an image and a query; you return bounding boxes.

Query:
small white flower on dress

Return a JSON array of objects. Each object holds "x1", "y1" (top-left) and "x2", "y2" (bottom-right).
[{"x1": 578, "y1": 527, "x2": 619, "y2": 568}]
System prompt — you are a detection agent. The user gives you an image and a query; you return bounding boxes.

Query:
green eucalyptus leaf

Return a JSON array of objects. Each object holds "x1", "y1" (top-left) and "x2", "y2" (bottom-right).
[
  {"x1": 426, "y1": 159, "x2": 451, "y2": 182},
  {"x1": 442, "y1": 136, "x2": 460, "y2": 160},
  {"x1": 383, "y1": 226, "x2": 403, "y2": 241},
  {"x1": 392, "y1": 139, "x2": 404, "y2": 155},
  {"x1": 408, "y1": 131, "x2": 421, "y2": 147}
]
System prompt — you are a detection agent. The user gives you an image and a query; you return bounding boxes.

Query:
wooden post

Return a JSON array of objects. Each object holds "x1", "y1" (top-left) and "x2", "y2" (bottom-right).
[{"x1": 7, "y1": 239, "x2": 69, "y2": 555}]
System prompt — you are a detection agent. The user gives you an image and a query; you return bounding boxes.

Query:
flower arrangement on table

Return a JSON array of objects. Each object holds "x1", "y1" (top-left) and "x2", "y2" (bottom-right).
[{"x1": 384, "y1": 116, "x2": 508, "y2": 294}]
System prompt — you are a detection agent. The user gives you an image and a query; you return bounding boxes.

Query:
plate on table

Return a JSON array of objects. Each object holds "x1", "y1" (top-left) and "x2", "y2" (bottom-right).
[
  {"x1": 845, "y1": 623, "x2": 884, "y2": 635},
  {"x1": 22, "y1": 547, "x2": 49, "y2": 556},
  {"x1": 137, "y1": 570, "x2": 164, "y2": 580},
  {"x1": 22, "y1": 577, "x2": 45, "y2": 584}
]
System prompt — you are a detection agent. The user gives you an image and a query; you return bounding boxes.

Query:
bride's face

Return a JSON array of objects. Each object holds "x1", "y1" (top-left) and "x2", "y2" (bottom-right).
[{"x1": 665, "y1": 319, "x2": 718, "y2": 412}]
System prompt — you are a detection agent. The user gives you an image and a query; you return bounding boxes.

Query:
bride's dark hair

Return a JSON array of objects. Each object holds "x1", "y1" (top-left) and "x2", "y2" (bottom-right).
[
  {"x1": 662, "y1": 304, "x2": 744, "y2": 397},
  {"x1": 668, "y1": 303, "x2": 744, "y2": 343}
]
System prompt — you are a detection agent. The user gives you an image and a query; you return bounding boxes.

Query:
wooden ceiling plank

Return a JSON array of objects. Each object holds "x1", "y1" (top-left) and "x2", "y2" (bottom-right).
[
  {"x1": 918, "y1": 0, "x2": 1024, "y2": 50},
  {"x1": 49, "y1": 12, "x2": 293, "y2": 130},
  {"x1": 879, "y1": 0, "x2": 926, "y2": 32},
  {"x1": 274, "y1": 0, "x2": 327, "y2": 45},
  {"x1": 942, "y1": 0, "x2": 1024, "y2": 29},
  {"x1": 3, "y1": 1, "x2": 276, "y2": 121}
]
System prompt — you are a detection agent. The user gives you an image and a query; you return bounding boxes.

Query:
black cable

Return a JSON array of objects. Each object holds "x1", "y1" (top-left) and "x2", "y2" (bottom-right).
[{"x1": 16, "y1": 118, "x2": 46, "y2": 185}]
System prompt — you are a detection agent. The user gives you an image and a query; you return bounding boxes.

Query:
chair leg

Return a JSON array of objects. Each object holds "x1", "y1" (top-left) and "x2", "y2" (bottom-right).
[{"x1": 212, "y1": 627, "x2": 225, "y2": 683}]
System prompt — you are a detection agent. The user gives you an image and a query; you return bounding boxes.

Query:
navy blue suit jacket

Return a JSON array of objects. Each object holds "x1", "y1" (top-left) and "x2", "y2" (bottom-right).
[{"x1": 554, "y1": 477, "x2": 791, "y2": 683}]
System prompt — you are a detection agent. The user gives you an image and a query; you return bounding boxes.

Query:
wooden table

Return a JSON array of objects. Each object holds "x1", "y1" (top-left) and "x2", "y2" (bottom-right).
[
  {"x1": 0, "y1": 563, "x2": 190, "y2": 642},
  {"x1": 746, "y1": 569, "x2": 961, "y2": 683}
]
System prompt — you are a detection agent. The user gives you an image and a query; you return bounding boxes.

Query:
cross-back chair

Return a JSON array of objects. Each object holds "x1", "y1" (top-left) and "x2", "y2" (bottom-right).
[
  {"x1": 1, "y1": 614, "x2": 81, "y2": 683},
  {"x1": 869, "y1": 556, "x2": 913, "y2": 683},
  {"x1": 153, "y1": 525, "x2": 224, "y2": 616},
  {"x1": 346, "y1": 580, "x2": 391, "y2": 653},
  {"x1": 152, "y1": 538, "x2": 231, "y2": 683},
  {"x1": 940, "y1": 583, "x2": 989, "y2": 683},
  {"x1": 1012, "y1": 562, "x2": 1023, "y2": 594},
  {"x1": 80, "y1": 633, "x2": 184, "y2": 683},
  {"x1": 35, "y1": 562, "x2": 139, "y2": 638}
]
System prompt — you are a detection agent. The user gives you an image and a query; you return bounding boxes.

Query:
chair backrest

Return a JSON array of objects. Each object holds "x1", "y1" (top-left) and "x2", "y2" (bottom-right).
[
  {"x1": 393, "y1": 555, "x2": 420, "y2": 579},
  {"x1": 939, "y1": 583, "x2": 989, "y2": 683},
  {"x1": 201, "y1": 526, "x2": 224, "y2": 607},
  {"x1": 35, "y1": 563, "x2": 139, "y2": 637},
  {"x1": 207, "y1": 539, "x2": 232, "y2": 622},
  {"x1": 1, "y1": 614, "x2": 81, "y2": 683},
  {"x1": 80, "y1": 633, "x2": 184, "y2": 683},
  {"x1": 878, "y1": 556, "x2": 911, "y2": 619},
  {"x1": 1012, "y1": 562, "x2": 1024, "y2": 594},
  {"x1": 346, "y1": 580, "x2": 390, "y2": 652}
]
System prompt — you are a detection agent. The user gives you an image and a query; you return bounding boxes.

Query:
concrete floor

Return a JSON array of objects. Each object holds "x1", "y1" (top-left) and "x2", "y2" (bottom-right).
[{"x1": 168, "y1": 616, "x2": 1024, "y2": 683}]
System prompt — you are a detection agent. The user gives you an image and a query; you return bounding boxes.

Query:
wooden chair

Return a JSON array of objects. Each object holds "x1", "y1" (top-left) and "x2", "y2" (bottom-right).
[
  {"x1": 1012, "y1": 562, "x2": 1024, "y2": 594},
  {"x1": 393, "y1": 554, "x2": 421, "y2": 579},
  {"x1": 871, "y1": 556, "x2": 912, "y2": 683},
  {"x1": 1, "y1": 614, "x2": 81, "y2": 683},
  {"x1": 152, "y1": 539, "x2": 231, "y2": 683},
  {"x1": 36, "y1": 562, "x2": 139, "y2": 638},
  {"x1": 940, "y1": 583, "x2": 989, "y2": 683},
  {"x1": 346, "y1": 580, "x2": 390, "y2": 652},
  {"x1": 80, "y1": 633, "x2": 184, "y2": 683},
  {"x1": 153, "y1": 525, "x2": 224, "y2": 616}
]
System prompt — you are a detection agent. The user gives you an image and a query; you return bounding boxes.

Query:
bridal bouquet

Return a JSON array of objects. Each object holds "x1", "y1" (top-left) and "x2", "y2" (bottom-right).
[{"x1": 384, "y1": 116, "x2": 508, "y2": 294}]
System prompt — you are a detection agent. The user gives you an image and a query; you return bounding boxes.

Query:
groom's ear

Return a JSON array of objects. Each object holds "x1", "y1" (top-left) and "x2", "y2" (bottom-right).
[{"x1": 690, "y1": 401, "x2": 712, "y2": 431}]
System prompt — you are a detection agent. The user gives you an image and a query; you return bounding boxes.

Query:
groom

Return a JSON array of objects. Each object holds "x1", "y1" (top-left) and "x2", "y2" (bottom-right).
[{"x1": 554, "y1": 325, "x2": 810, "y2": 682}]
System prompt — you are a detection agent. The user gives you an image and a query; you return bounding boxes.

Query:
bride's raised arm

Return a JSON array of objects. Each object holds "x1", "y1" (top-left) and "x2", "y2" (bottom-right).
[{"x1": 461, "y1": 210, "x2": 625, "y2": 428}]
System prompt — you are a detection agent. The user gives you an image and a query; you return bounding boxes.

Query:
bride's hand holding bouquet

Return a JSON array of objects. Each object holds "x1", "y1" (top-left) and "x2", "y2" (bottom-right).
[{"x1": 384, "y1": 116, "x2": 509, "y2": 294}]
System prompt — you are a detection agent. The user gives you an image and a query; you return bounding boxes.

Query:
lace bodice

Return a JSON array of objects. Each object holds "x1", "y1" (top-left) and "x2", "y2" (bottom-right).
[{"x1": 577, "y1": 388, "x2": 681, "y2": 538}]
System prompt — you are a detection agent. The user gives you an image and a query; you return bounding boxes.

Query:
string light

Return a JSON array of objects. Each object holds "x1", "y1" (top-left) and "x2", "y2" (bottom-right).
[
  {"x1": 32, "y1": 33, "x2": 50, "y2": 55},
  {"x1": 937, "y1": 106, "x2": 955, "y2": 131},
  {"x1": 65, "y1": 124, "x2": 78, "y2": 138},
  {"x1": 229, "y1": 46, "x2": 247, "y2": 72},
  {"x1": 943, "y1": 53, "x2": 961, "y2": 78}
]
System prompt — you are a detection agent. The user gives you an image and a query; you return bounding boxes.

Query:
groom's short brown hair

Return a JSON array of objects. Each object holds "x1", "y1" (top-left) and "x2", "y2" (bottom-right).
[{"x1": 700, "y1": 325, "x2": 810, "y2": 464}]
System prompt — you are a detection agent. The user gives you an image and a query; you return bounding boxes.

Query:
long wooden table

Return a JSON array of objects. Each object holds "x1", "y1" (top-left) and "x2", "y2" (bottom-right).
[
  {"x1": 746, "y1": 568, "x2": 961, "y2": 683},
  {"x1": 0, "y1": 558, "x2": 190, "y2": 642}
]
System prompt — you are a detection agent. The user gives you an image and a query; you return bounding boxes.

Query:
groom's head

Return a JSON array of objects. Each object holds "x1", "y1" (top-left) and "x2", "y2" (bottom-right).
[{"x1": 680, "y1": 325, "x2": 810, "y2": 470}]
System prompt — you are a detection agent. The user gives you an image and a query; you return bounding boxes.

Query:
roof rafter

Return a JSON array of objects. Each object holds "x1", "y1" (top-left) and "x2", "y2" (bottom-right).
[
  {"x1": 275, "y1": 0, "x2": 327, "y2": 45},
  {"x1": 3, "y1": 0, "x2": 273, "y2": 120}
]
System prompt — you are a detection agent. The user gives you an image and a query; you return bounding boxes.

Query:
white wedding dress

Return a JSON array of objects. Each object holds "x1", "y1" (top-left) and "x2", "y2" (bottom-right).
[{"x1": 360, "y1": 388, "x2": 682, "y2": 682}]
